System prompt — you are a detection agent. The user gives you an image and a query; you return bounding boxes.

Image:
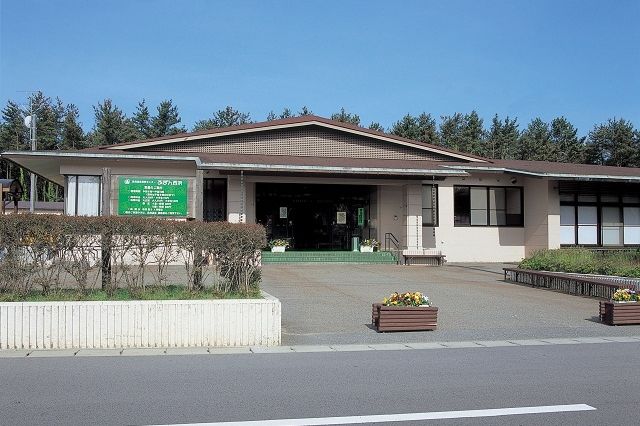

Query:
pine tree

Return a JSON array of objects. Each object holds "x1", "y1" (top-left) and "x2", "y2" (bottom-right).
[
  {"x1": 439, "y1": 113, "x2": 463, "y2": 150},
  {"x1": 368, "y1": 122, "x2": 385, "y2": 132},
  {"x1": 485, "y1": 115, "x2": 519, "y2": 159},
  {"x1": 517, "y1": 118, "x2": 553, "y2": 161},
  {"x1": 193, "y1": 106, "x2": 252, "y2": 130},
  {"x1": 88, "y1": 99, "x2": 137, "y2": 146},
  {"x1": 150, "y1": 99, "x2": 185, "y2": 137},
  {"x1": 390, "y1": 113, "x2": 438, "y2": 144},
  {"x1": 585, "y1": 118, "x2": 638, "y2": 167},
  {"x1": 298, "y1": 106, "x2": 313, "y2": 116},
  {"x1": 0, "y1": 100, "x2": 28, "y2": 152},
  {"x1": 550, "y1": 117, "x2": 584, "y2": 163},
  {"x1": 132, "y1": 100, "x2": 151, "y2": 139},
  {"x1": 330, "y1": 107, "x2": 360, "y2": 125},
  {"x1": 61, "y1": 104, "x2": 85, "y2": 149}
]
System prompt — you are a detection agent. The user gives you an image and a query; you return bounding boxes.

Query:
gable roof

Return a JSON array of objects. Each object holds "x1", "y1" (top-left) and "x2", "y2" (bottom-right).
[{"x1": 99, "y1": 115, "x2": 488, "y2": 163}]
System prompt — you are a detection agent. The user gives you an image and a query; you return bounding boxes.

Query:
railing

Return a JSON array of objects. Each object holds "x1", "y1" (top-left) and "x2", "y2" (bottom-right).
[
  {"x1": 384, "y1": 232, "x2": 401, "y2": 265},
  {"x1": 503, "y1": 268, "x2": 637, "y2": 300}
]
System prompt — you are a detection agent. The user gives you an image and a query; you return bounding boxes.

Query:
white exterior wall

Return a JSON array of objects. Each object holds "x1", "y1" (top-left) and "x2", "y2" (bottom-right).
[
  {"x1": 524, "y1": 178, "x2": 561, "y2": 256},
  {"x1": 377, "y1": 185, "x2": 405, "y2": 248},
  {"x1": 404, "y1": 184, "x2": 423, "y2": 250},
  {"x1": 426, "y1": 174, "x2": 526, "y2": 262},
  {"x1": 227, "y1": 175, "x2": 245, "y2": 223},
  {"x1": 423, "y1": 174, "x2": 561, "y2": 262},
  {"x1": 0, "y1": 293, "x2": 281, "y2": 349}
]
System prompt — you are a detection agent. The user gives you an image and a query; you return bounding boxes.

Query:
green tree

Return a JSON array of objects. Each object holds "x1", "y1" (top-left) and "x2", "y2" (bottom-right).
[
  {"x1": 88, "y1": 99, "x2": 137, "y2": 146},
  {"x1": 298, "y1": 106, "x2": 313, "y2": 116},
  {"x1": 550, "y1": 117, "x2": 584, "y2": 163},
  {"x1": 0, "y1": 100, "x2": 28, "y2": 152},
  {"x1": 132, "y1": 100, "x2": 151, "y2": 139},
  {"x1": 330, "y1": 107, "x2": 360, "y2": 125},
  {"x1": 517, "y1": 118, "x2": 553, "y2": 161},
  {"x1": 390, "y1": 113, "x2": 438, "y2": 144},
  {"x1": 439, "y1": 111, "x2": 485, "y2": 155},
  {"x1": 61, "y1": 104, "x2": 85, "y2": 150},
  {"x1": 150, "y1": 99, "x2": 185, "y2": 137},
  {"x1": 368, "y1": 122, "x2": 385, "y2": 132},
  {"x1": 193, "y1": 106, "x2": 252, "y2": 130},
  {"x1": 585, "y1": 118, "x2": 639, "y2": 167},
  {"x1": 485, "y1": 115, "x2": 519, "y2": 159}
]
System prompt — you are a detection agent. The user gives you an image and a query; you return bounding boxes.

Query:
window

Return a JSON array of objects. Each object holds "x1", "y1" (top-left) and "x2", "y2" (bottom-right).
[
  {"x1": 454, "y1": 186, "x2": 523, "y2": 227},
  {"x1": 66, "y1": 175, "x2": 101, "y2": 216},
  {"x1": 422, "y1": 185, "x2": 438, "y2": 226},
  {"x1": 560, "y1": 192, "x2": 640, "y2": 246}
]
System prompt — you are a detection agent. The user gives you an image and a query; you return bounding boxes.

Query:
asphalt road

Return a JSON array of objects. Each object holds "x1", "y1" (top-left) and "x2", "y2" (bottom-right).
[{"x1": 1, "y1": 342, "x2": 639, "y2": 425}]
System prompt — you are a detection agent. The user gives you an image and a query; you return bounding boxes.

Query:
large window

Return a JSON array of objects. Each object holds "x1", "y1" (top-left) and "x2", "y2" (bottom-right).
[
  {"x1": 66, "y1": 175, "x2": 101, "y2": 216},
  {"x1": 560, "y1": 193, "x2": 640, "y2": 246},
  {"x1": 422, "y1": 184, "x2": 438, "y2": 226},
  {"x1": 454, "y1": 186, "x2": 523, "y2": 227}
]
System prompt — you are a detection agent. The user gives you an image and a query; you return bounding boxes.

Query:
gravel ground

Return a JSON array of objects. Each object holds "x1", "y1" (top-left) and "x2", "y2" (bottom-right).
[{"x1": 260, "y1": 263, "x2": 640, "y2": 345}]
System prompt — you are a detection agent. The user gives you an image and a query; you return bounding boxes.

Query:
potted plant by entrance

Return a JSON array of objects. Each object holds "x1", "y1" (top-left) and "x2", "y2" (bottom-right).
[
  {"x1": 360, "y1": 238, "x2": 379, "y2": 253},
  {"x1": 269, "y1": 239, "x2": 289, "y2": 253},
  {"x1": 372, "y1": 291, "x2": 438, "y2": 332},
  {"x1": 600, "y1": 288, "x2": 640, "y2": 325}
]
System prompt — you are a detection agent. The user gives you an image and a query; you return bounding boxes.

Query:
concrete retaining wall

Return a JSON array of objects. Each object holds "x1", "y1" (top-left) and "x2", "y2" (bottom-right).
[{"x1": 0, "y1": 292, "x2": 280, "y2": 350}]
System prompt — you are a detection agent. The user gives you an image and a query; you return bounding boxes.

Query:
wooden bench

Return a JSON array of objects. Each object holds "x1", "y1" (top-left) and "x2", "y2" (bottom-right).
[
  {"x1": 503, "y1": 268, "x2": 635, "y2": 300},
  {"x1": 403, "y1": 252, "x2": 446, "y2": 266}
]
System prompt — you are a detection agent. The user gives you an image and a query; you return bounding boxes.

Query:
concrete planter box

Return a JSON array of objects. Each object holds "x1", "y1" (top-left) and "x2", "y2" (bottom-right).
[
  {"x1": 0, "y1": 292, "x2": 281, "y2": 350},
  {"x1": 360, "y1": 246, "x2": 374, "y2": 253},
  {"x1": 372, "y1": 303, "x2": 438, "y2": 332},
  {"x1": 599, "y1": 301, "x2": 640, "y2": 325},
  {"x1": 271, "y1": 246, "x2": 286, "y2": 253}
]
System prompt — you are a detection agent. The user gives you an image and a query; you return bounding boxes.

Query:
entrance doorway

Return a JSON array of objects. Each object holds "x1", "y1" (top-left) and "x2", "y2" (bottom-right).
[
  {"x1": 256, "y1": 183, "x2": 373, "y2": 250},
  {"x1": 203, "y1": 178, "x2": 227, "y2": 222}
]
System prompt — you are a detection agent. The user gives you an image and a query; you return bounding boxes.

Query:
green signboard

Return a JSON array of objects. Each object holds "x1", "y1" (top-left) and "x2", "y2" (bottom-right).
[
  {"x1": 118, "y1": 177, "x2": 188, "y2": 216},
  {"x1": 357, "y1": 207, "x2": 365, "y2": 227}
]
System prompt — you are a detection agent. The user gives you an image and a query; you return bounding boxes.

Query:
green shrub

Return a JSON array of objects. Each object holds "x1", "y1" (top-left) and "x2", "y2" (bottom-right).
[
  {"x1": 0, "y1": 214, "x2": 266, "y2": 298},
  {"x1": 520, "y1": 248, "x2": 640, "y2": 278}
]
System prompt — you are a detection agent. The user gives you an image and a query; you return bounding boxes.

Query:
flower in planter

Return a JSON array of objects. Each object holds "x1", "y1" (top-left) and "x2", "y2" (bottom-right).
[
  {"x1": 612, "y1": 288, "x2": 639, "y2": 302},
  {"x1": 269, "y1": 239, "x2": 289, "y2": 248},
  {"x1": 361, "y1": 239, "x2": 379, "y2": 248},
  {"x1": 382, "y1": 291, "x2": 431, "y2": 307}
]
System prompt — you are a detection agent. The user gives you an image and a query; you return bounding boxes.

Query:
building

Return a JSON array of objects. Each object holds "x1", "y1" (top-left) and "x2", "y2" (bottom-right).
[{"x1": 2, "y1": 115, "x2": 639, "y2": 262}]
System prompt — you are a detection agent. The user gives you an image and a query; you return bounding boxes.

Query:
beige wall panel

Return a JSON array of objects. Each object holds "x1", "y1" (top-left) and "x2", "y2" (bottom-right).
[
  {"x1": 60, "y1": 159, "x2": 196, "y2": 177},
  {"x1": 427, "y1": 174, "x2": 526, "y2": 262},
  {"x1": 142, "y1": 127, "x2": 453, "y2": 161},
  {"x1": 378, "y1": 186, "x2": 405, "y2": 249}
]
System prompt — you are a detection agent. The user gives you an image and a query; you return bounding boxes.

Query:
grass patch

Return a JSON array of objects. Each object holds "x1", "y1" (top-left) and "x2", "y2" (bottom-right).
[
  {"x1": 0, "y1": 285, "x2": 262, "y2": 303},
  {"x1": 519, "y1": 248, "x2": 640, "y2": 277}
]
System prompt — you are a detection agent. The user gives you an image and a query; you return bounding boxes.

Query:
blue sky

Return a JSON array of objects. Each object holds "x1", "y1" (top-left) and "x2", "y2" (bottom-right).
[{"x1": 1, "y1": 0, "x2": 639, "y2": 134}]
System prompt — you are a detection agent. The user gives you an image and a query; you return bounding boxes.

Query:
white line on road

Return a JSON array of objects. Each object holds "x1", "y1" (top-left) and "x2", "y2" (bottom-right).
[{"x1": 153, "y1": 404, "x2": 596, "y2": 425}]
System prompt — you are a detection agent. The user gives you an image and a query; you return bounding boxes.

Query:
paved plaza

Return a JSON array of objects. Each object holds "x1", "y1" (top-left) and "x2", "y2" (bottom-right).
[{"x1": 261, "y1": 263, "x2": 640, "y2": 345}]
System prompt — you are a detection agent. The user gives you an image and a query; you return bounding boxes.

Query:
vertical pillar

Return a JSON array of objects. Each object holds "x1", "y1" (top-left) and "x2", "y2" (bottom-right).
[
  {"x1": 240, "y1": 170, "x2": 246, "y2": 223},
  {"x1": 101, "y1": 168, "x2": 111, "y2": 216},
  {"x1": 195, "y1": 169, "x2": 204, "y2": 221},
  {"x1": 404, "y1": 184, "x2": 423, "y2": 251}
]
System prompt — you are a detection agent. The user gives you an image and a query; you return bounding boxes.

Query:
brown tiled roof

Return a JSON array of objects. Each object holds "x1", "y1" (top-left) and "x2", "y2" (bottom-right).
[
  {"x1": 483, "y1": 159, "x2": 640, "y2": 178},
  {"x1": 95, "y1": 115, "x2": 488, "y2": 162}
]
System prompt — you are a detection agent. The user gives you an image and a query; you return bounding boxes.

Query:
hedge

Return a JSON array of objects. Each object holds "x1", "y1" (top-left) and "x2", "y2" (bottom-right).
[
  {"x1": 519, "y1": 248, "x2": 640, "y2": 278},
  {"x1": 0, "y1": 214, "x2": 266, "y2": 296}
]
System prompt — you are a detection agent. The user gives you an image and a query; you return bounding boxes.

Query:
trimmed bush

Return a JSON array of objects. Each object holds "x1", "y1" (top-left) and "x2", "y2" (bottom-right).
[
  {"x1": 0, "y1": 214, "x2": 266, "y2": 297},
  {"x1": 520, "y1": 248, "x2": 640, "y2": 278}
]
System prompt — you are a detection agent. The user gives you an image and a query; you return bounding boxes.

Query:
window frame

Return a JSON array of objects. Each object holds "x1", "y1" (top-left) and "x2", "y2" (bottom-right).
[
  {"x1": 65, "y1": 175, "x2": 102, "y2": 217},
  {"x1": 421, "y1": 184, "x2": 439, "y2": 227},
  {"x1": 560, "y1": 192, "x2": 640, "y2": 247},
  {"x1": 453, "y1": 185, "x2": 524, "y2": 228}
]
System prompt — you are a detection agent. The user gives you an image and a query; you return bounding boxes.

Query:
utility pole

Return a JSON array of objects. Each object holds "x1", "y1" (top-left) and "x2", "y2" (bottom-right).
[
  {"x1": 19, "y1": 91, "x2": 40, "y2": 213},
  {"x1": 28, "y1": 97, "x2": 37, "y2": 212}
]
